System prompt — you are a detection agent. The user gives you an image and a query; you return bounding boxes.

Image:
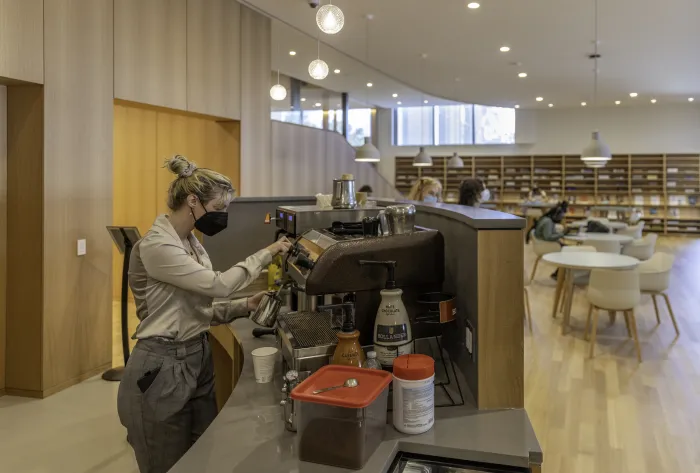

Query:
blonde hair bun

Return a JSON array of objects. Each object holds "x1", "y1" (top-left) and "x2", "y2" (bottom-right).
[{"x1": 165, "y1": 154, "x2": 198, "y2": 178}]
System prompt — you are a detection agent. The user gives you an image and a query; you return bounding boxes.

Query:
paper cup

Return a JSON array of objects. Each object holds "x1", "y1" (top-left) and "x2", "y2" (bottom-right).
[{"x1": 251, "y1": 346, "x2": 278, "y2": 383}]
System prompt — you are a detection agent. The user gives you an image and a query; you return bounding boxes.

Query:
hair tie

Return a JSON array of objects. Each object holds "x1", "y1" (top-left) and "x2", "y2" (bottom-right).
[{"x1": 180, "y1": 162, "x2": 197, "y2": 178}]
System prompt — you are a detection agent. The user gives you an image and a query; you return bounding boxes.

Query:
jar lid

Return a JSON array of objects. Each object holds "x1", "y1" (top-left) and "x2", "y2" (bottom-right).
[
  {"x1": 392, "y1": 354, "x2": 435, "y2": 381},
  {"x1": 340, "y1": 173, "x2": 354, "y2": 180},
  {"x1": 291, "y1": 365, "x2": 391, "y2": 409}
]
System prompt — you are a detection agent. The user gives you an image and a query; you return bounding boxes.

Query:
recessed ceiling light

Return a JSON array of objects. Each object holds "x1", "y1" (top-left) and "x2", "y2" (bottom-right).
[
  {"x1": 548, "y1": 103, "x2": 554, "y2": 108},
  {"x1": 333, "y1": 69, "x2": 340, "y2": 74},
  {"x1": 650, "y1": 99, "x2": 657, "y2": 103},
  {"x1": 500, "y1": 46, "x2": 511, "y2": 52},
  {"x1": 615, "y1": 100, "x2": 621, "y2": 105},
  {"x1": 689, "y1": 97, "x2": 695, "y2": 102},
  {"x1": 629, "y1": 92, "x2": 638, "y2": 98},
  {"x1": 424, "y1": 99, "x2": 429, "y2": 104},
  {"x1": 467, "y1": 2, "x2": 480, "y2": 9},
  {"x1": 314, "y1": 102, "x2": 322, "y2": 107},
  {"x1": 392, "y1": 93, "x2": 398, "y2": 98},
  {"x1": 535, "y1": 97, "x2": 543, "y2": 102},
  {"x1": 581, "y1": 102, "x2": 587, "y2": 107},
  {"x1": 397, "y1": 101, "x2": 402, "y2": 105},
  {"x1": 366, "y1": 82, "x2": 373, "y2": 87},
  {"x1": 301, "y1": 98, "x2": 306, "y2": 102},
  {"x1": 514, "y1": 105, "x2": 520, "y2": 109},
  {"x1": 289, "y1": 51, "x2": 297, "y2": 56},
  {"x1": 518, "y1": 72, "x2": 528, "y2": 78}
]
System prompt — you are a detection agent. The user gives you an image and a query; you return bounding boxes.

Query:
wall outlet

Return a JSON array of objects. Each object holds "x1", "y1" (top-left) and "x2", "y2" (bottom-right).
[{"x1": 77, "y1": 239, "x2": 87, "y2": 256}]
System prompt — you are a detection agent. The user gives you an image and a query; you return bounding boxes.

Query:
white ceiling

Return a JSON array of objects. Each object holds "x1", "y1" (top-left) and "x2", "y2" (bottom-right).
[{"x1": 247, "y1": 0, "x2": 700, "y2": 110}]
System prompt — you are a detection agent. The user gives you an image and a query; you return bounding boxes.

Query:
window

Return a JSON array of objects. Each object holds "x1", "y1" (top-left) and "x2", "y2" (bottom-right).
[
  {"x1": 271, "y1": 110, "x2": 302, "y2": 125},
  {"x1": 435, "y1": 104, "x2": 474, "y2": 145},
  {"x1": 393, "y1": 104, "x2": 515, "y2": 146},
  {"x1": 394, "y1": 106, "x2": 434, "y2": 146},
  {"x1": 347, "y1": 108, "x2": 372, "y2": 147},
  {"x1": 302, "y1": 110, "x2": 324, "y2": 129},
  {"x1": 474, "y1": 105, "x2": 515, "y2": 144}
]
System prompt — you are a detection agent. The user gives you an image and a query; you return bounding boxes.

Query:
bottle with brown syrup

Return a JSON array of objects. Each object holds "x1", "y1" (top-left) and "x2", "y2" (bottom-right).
[{"x1": 320, "y1": 302, "x2": 366, "y2": 368}]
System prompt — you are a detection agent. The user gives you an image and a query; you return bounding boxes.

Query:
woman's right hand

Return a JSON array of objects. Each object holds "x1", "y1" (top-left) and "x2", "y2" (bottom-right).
[{"x1": 266, "y1": 237, "x2": 292, "y2": 256}]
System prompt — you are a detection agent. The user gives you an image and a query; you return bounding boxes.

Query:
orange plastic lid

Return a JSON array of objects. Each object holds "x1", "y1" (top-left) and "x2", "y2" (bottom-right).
[
  {"x1": 291, "y1": 365, "x2": 392, "y2": 409},
  {"x1": 392, "y1": 354, "x2": 435, "y2": 381}
]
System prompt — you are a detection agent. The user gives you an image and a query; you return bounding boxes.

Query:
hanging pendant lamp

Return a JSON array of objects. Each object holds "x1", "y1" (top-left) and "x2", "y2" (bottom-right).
[
  {"x1": 308, "y1": 38, "x2": 329, "y2": 80},
  {"x1": 448, "y1": 152, "x2": 464, "y2": 168},
  {"x1": 413, "y1": 54, "x2": 432, "y2": 167},
  {"x1": 355, "y1": 14, "x2": 380, "y2": 163},
  {"x1": 316, "y1": 1, "x2": 344, "y2": 35},
  {"x1": 581, "y1": 0, "x2": 611, "y2": 168},
  {"x1": 270, "y1": 35, "x2": 287, "y2": 101}
]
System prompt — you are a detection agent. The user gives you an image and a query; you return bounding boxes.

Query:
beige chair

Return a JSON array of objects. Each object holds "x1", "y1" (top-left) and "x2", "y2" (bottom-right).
[
  {"x1": 617, "y1": 221, "x2": 645, "y2": 239},
  {"x1": 586, "y1": 268, "x2": 642, "y2": 361},
  {"x1": 638, "y1": 252, "x2": 679, "y2": 336},
  {"x1": 530, "y1": 232, "x2": 561, "y2": 281},
  {"x1": 587, "y1": 239, "x2": 621, "y2": 254},
  {"x1": 622, "y1": 233, "x2": 657, "y2": 261},
  {"x1": 524, "y1": 269, "x2": 532, "y2": 332}
]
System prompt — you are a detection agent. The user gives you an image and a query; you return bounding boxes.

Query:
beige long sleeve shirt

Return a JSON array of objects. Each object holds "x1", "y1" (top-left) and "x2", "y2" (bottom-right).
[{"x1": 129, "y1": 215, "x2": 272, "y2": 341}]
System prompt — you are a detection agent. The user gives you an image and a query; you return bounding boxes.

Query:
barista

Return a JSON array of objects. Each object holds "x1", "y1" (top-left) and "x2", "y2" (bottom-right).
[
  {"x1": 408, "y1": 177, "x2": 443, "y2": 203},
  {"x1": 117, "y1": 155, "x2": 291, "y2": 473}
]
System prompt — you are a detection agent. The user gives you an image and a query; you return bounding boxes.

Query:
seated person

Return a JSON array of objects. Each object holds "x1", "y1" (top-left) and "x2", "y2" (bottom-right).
[
  {"x1": 408, "y1": 177, "x2": 442, "y2": 203},
  {"x1": 458, "y1": 178, "x2": 489, "y2": 207}
]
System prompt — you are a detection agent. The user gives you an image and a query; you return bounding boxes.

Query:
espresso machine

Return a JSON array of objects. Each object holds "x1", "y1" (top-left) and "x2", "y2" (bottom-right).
[{"x1": 276, "y1": 217, "x2": 444, "y2": 374}]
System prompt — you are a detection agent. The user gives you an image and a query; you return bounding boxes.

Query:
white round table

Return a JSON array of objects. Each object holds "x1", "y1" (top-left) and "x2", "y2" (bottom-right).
[
  {"x1": 567, "y1": 220, "x2": 628, "y2": 230},
  {"x1": 542, "y1": 252, "x2": 640, "y2": 334},
  {"x1": 564, "y1": 233, "x2": 634, "y2": 244}
]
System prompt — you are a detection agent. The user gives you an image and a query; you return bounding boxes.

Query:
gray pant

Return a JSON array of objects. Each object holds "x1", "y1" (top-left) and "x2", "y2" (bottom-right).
[{"x1": 117, "y1": 334, "x2": 217, "y2": 473}]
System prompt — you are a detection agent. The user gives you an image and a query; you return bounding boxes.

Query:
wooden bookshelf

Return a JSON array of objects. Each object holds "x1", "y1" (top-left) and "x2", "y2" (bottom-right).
[{"x1": 394, "y1": 153, "x2": 700, "y2": 235}]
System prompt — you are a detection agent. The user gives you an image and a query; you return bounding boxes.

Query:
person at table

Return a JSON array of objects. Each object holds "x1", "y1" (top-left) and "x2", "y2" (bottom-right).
[
  {"x1": 117, "y1": 155, "x2": 292, "y2": 473},
  {"x1": 458, "y1": 178, "x2": 489, "y2": 207},
  {"x1": 408, "y1": 177, "x2": 442, "y2": 203},
  {"x1": 527, "y1": 202, "x2": 569, "y2": 279},
  {"x1": 527, "y1": 187, "x2": 547, "y2": 202},
  {"x1": 358, "y1": 184, "x2": 373, "y2": 196}
]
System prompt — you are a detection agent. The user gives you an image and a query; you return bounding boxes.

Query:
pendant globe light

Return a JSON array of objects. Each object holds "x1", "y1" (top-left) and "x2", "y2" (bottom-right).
[
  {"x1": 316, "y1": 1, "x2": 344, "y2": 35},
  {"x1": 448, "y1": 152, "x2": 464, "y2": 168},
  {"x1": 581, "y1": 0, "x2": 611, "y2": 168},
  {"x1": 355, "y1": 14, "x2": 380, "y2": 163},
  {"x1": 308, "y1": 38, "x2": 329, "y2": 80},
  {"x1": 269, "y1": 35, "x2": 287, "y2": 101},
  {"x1": 413, "y1": 53, "x2": 433, "y2": 167}
]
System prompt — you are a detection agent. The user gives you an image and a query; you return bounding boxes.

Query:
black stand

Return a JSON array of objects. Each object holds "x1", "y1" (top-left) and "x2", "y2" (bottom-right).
[{"x1": 103, "y1": 226, "x2": 141, "y2": 382}]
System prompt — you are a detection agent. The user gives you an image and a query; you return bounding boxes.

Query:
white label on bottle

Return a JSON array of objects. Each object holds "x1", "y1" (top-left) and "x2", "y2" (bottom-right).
[
  {"x1": 401, "y1": 383, "x2": 434, "y2": 429},
  {"x1": 375, "y1": 342, "x2": 412, "y2": 368}
]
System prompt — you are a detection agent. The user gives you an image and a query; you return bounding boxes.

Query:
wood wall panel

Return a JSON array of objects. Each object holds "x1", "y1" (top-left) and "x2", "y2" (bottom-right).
[
  {"x1": 0, "y1": 86, "x2": 6, "y2": 393},
  {"x1": 114, "y1": 0, "x2": 187, "y2": 110},
  {"x1": 6, "y1": 85, "x2": 43, "y2": 393},
  {"x1": 42, "y1": 0, "x2": 114, "y2": 391},
  {"x1": 186, "y1": 0, "x2": 241, "y2": 119},
  {"x1": 240, "y1": 6, "x2": 271, "y2": 196},
  {"x1": 0, "y1": 0, "x2": 43, "y2": 84},
  {"x1": 270, "y1": 121, "x2": 399, "y2": 198},
  {"x1": 112, "y1": 103, "x2": 158, "y2": 298}
]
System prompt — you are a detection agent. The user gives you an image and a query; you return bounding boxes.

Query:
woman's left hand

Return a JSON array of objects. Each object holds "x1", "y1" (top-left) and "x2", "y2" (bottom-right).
[{"x1": 247, "y1": 291, "x2": 266, "y2": 311}]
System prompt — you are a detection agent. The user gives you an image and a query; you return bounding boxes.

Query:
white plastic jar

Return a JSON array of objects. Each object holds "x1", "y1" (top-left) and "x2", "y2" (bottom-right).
[{"x1": 392, "y1": 354, "x2": 435, "y2": 435}]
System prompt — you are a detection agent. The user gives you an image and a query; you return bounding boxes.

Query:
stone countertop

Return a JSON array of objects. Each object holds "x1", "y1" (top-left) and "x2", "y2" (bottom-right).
[{"x1": 168, "y1": 319, "x2": 542, "y2": 473}]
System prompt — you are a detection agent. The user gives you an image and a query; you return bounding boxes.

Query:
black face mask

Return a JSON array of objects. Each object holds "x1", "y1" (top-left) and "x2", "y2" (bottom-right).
[{"x1": 193, "y1": 203, "x2": 228, "y2": 236}]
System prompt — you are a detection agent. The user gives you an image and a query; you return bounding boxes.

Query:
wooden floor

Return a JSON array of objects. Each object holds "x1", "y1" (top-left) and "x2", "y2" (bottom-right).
[
  {"x1": 525, "y1": 236, "x2": 700, "y2": 473},
  {"x1": 112, "y1": 236, "x2": 700, "y2": 472}
]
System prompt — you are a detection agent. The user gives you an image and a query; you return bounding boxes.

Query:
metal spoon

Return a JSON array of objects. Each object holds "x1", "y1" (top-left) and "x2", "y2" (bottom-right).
[{"x1": 312, "y1": 378, "x2": 359, "y2": 395}]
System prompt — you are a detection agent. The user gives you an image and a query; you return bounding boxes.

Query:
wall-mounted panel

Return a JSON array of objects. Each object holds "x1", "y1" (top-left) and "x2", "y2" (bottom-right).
[
  {"x1": 0, "y1": 0, "x2": 43, "y2": 84},
  {"x1": 240, "y1": 6, "x2": 271, "y2": 196},
  {"x1": 0, "y1": 86, "x2": 6, "y2": 393},
  {"x1": 114, "y1": 0, "x2": 187, "y2": 110},
  {"x1": 43, "y1": 0, "x2": 114, "y2": 393},
  {"x1": 187, "y1": 0, "x2": 241, "y2": 119}
]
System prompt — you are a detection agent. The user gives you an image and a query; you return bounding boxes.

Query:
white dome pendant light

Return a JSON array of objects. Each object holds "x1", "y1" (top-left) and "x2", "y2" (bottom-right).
[
  {"x1": 316, "y1": 1, "x2": 344, "y2": 35},
  {"x1": 581, "y1": 0, "x2": 611, "y2": 168},
  {"x1": 413, "y1": 53, "x2": 432, "y2": 167},
  {"x1": 308, "y1": 38, "x2": 329, "y2": 80},
  {"x1": 355, "y1": 14, "x2": 380, "y2": 163},
  {"x1": 448, "y1": 152, "x2": 464, "y2": 168},
  {"x1": 270, "y1": 36, "x2": 287, "y2": 101}
]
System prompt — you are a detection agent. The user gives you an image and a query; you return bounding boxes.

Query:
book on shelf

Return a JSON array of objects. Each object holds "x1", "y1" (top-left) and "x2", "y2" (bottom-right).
[
  {"x1": 689, "y1": 196, "x2": 698, "y2": 205},
  {"x1": 667, "y1": 168, "x2": 678, "y2": 173},
  {"x1": 649, "y1": 208, "x2": 658, "y2": 215},
  {"x1": 650, "y1": 195, "x2": 661, "y2": 205},
  {"x1": 685, "y1": 188, "x2": 697, "y2": 194},
  {"x1": 669, "y1": 208, "x2": 680, "y2": 217},
  {"x1": 633, "y1": 195, "x2": 644, "y2": 205}
]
